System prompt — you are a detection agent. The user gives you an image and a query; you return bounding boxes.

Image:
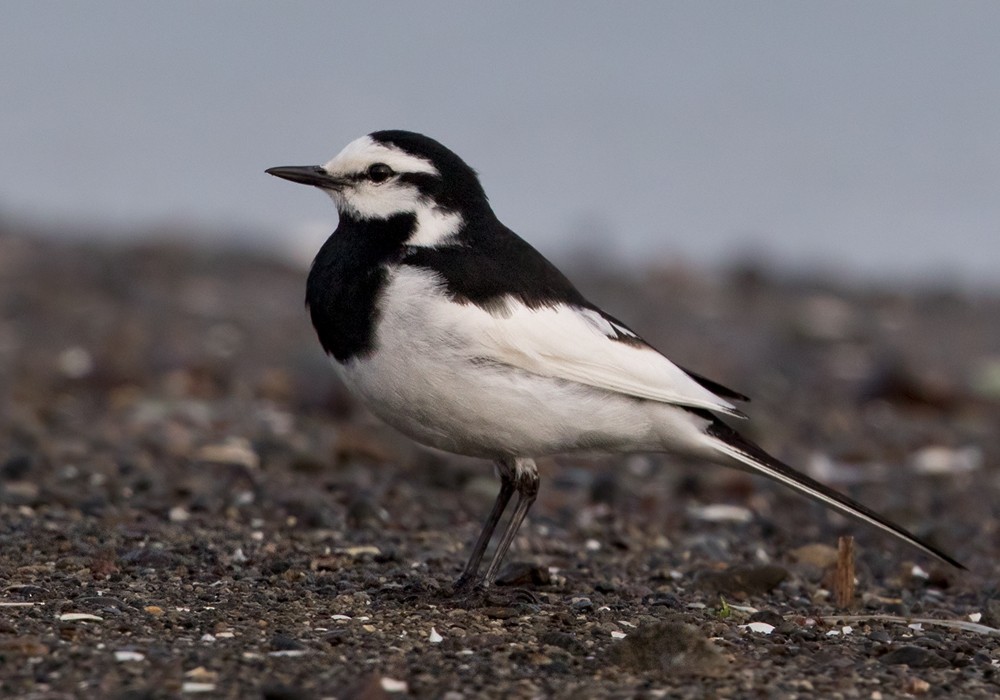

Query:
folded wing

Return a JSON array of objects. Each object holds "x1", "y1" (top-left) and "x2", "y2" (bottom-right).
[{"x1": 445, "y1": 296, "x2": 747, "y2": 418}]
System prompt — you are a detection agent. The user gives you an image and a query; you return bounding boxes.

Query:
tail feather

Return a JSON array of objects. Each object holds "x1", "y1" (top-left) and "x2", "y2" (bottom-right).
[{"x1": 705, "y1": 420, "x2": 965, "y2": 570}]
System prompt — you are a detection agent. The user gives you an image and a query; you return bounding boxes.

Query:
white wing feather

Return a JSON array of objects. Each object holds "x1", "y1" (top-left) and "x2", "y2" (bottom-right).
[{"x1": 433, "y1": 289, "x2": 743, "y2": 417}]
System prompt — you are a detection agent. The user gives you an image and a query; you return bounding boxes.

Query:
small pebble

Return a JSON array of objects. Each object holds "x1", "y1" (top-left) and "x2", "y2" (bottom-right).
[
  {"x1": 57, "y1": 347, "x2": 94, "y2": 378},
  {"x1": 380, "y1": 677, "x2": 409, "y2": 693}
]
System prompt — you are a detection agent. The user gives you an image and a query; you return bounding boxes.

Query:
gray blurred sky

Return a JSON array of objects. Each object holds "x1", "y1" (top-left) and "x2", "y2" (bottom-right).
[{"x1": 2, "y1": 2, "x2": 999, "y2": 282}]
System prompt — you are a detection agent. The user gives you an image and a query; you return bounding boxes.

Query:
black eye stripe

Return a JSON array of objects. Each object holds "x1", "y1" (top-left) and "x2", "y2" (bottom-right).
[{"x1": 345, "y1": 165, "x2": 441, "y2": 187}]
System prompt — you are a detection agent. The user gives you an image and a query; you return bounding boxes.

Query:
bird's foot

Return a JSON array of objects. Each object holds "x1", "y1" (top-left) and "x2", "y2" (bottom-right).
[
  {"x1": 452, "y1": 571, "x2": 480, "y2": 594},
  {"x1": 448, "y1": 577, "x2": 540, "y2": 609}
]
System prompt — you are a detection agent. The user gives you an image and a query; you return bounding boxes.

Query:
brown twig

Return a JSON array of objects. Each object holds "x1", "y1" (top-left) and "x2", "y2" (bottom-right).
[{"x1": 834, "y1": 535, "x2": 855, "y2": 609}]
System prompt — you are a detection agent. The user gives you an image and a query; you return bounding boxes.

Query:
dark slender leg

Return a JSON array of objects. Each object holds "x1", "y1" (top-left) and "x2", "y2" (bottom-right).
[
  {"x1": 481, "y1": 458, "x2": 539, "y2": 588},
  {"x1": 454, "y1": 461, "x2": 515, "y2": 591}
]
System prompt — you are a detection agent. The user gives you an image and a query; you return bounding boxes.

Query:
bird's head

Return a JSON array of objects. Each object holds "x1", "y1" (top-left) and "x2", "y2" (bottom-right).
[{"x1": 267, "y1": 131, "x2": 490, "y2": 243}]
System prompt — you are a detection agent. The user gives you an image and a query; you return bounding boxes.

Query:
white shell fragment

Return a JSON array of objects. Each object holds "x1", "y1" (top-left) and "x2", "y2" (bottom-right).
[
  {"x1": 58, "y1": 613, "x2": 103, "y2": 622},
  {"x1": 428, "y1": 627, "x2": 443, "y2": 643},
  {"x1": 194, "y1": 438, "x2": 260, "y2": 470},
  {"x1": 380, "y1": 678, "x2": 409, "y2": 693},
  {"x1": 688, "y1": 504, "x2": 753, "y2": 523},
  {"x1": 181, "y1": 682, "x2": 216, "y2": 693},
  {"x1": 336, "y1": 546, "x2": 381, "y2": 557},
  {"x1": 740, "y1": 622, "x2": 775, "y2": 635}
]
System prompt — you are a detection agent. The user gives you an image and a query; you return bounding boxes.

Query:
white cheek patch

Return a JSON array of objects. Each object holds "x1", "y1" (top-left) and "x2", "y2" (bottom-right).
[
  {"x1": 407, "y1": 208, "x2": 464, "y2": 247},
  {"x1": 334, "y1": 181, "x2": 427, "y2": 220}
]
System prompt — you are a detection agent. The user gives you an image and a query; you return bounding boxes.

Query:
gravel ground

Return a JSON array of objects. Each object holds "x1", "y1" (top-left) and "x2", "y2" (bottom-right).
[{"x1": 1, "y1": 230, "x2": 999, "y2": 699}]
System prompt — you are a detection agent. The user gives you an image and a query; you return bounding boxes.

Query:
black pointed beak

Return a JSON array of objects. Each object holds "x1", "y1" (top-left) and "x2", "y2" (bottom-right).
[{"x1": 265, "y1": 165, "x2": 347, "y2": 189}]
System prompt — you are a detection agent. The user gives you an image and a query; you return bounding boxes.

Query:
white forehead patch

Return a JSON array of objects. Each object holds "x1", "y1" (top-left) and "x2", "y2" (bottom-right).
[{"x1": 323, "y1": 135, "x2": 439, "y2": 177}]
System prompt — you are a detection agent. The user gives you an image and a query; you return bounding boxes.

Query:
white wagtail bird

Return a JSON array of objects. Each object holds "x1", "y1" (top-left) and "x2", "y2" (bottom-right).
[{"x1": 267, "y1": 130, "x2": 962, "y2": 589}]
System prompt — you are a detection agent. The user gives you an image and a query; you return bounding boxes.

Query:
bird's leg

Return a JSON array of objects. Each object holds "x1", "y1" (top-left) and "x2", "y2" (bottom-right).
[
  {"x1": 480, "y1": 458, "x2": 539, "y2": 588},
  {"x1": 454, "y1": 460, "x2": 515, "y2": 591}
]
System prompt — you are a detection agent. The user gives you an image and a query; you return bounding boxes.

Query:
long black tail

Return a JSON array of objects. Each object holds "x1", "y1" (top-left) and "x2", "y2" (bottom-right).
[{"x1": 704, "y1": 419, "x2": 965, "y2": 570}]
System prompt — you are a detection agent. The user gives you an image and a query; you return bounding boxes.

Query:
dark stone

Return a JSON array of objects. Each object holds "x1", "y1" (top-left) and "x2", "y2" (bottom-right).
[
  {"x1": 262, "y1": 684, "x2": 314, "y2": 700},
  {"x1": 748, "y1": 610, "x2": 785, "y2": 627},
  {"x1": 324, "y1": 629, "x2": 349, "y2": 646},
  {"x1": 973, "y1": 652, "x2": 994, "y2": 665},
  {"x1": 5, "y1": 585, "x2": 50, "y2": 600},
  {"x1": 113, "y1": 690, "x2": 157, "y2": 700},
  {"x1": 346, "y1": 494, "x2": 388, "y2": 528},
  {"x1": 880, "y1": 645, "x2": 951, "y2": 668},
  {"x1": 271, "y1": 634, "x2": 306, "y2": 651},
  {"x1": 644, "y1": 593, "x2": 682, "y2": 610},
  {"x1": 495, "y1": 562, "x2": 551, "y2": 587},
  {"x1": 694, "y1": 565, "x2": 788, "y2": 597},
  {"x1": 589, "y1": 473, "x2": 620, "y2": 505},
  {"x1": 482, "y1": 607, "x2": 520, "y2": 620},
  {"x1": 0, "y1": 454, "x2": 33, "y2": 480},
  {"x1": 263, "y1": 558, "x2": 293, "y2": 575},
  {"x1": 121, "y1": 548, "x2": 179, "y2": 570},
  {"x1": 539, "y1": 631, "x2": 587, "y2": 656},
  {"x1": 982, "y1": 597, "x2": 1000, "y2": 628},
  {"x1": 74, "y1": 596, "x2": 127, "y2": 614}
]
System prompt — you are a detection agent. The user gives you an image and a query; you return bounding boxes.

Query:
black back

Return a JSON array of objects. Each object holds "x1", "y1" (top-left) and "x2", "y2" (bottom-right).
[{"x1": 401, "y1": 218, "x2": 589, "y2": 311}]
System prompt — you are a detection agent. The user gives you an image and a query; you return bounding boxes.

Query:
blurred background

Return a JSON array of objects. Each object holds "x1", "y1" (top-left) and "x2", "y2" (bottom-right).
[{"x1": 2, "y1": 1, "x2": 999, "y2": 284}]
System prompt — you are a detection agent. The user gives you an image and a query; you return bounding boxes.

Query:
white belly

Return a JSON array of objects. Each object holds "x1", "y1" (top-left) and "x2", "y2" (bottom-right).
[
  {"x1": 334, "y1": 267, "x2": 709, "y2": 459},
  {"x1": 339, "y1": 349, "x2": 656, "y2": 457}
]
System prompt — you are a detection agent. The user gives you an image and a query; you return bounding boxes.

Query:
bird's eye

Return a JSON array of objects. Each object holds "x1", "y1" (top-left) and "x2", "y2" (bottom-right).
[{"x1": 366, "y1": 163, "x2": 394, "y2": 183}]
